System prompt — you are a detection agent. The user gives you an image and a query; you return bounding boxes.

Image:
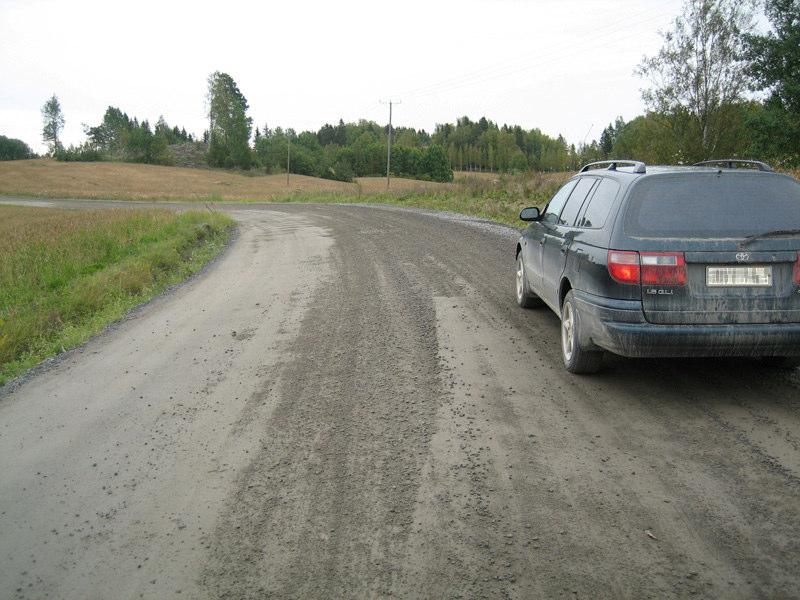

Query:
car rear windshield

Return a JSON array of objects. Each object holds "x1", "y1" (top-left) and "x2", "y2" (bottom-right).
[{"x1": 624, "y1": 173, "x2": 800, "y2": 237}]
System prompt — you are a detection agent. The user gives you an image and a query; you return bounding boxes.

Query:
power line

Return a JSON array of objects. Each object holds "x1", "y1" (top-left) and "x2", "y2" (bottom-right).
[
  {"x1": 398, "y1": 1, "x2": 675, "y2": 99},
  {"x1": 395, "y1": 2, "x2": 677, "y2": 101}
]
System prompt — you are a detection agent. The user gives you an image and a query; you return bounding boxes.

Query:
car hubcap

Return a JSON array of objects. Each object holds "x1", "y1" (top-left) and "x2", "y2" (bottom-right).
[
  {"x1": 562, "y1": 302, "x2": 574, "y2": 362},
  {"x1": 516, "y1": 258, "x2": 524, "y2": 302}
]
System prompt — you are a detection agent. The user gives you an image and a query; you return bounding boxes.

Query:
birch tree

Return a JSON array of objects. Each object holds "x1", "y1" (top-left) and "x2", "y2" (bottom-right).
[{"x1": 636, "y1": 0, "x2": 756, "y2": 159}]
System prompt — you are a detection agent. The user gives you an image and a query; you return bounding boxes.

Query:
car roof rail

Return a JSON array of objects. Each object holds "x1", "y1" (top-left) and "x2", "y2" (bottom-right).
[
  {"x1": 579, "y1": 160, "x2": 646, "y2": 174},
  {"x1": 693, "y1": 159, "x2": 774, "y2": 172}
]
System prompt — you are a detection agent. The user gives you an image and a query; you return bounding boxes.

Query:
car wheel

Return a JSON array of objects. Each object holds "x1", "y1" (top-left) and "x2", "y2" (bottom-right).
[
  {"x1": 757, "y1": 356, "x2": 800, "y2": 369},
  {"x1": 561, "y1": 291, "x2": 603, "y2": 374},
  {"x1": 516, "y1": 255, "x2": 543, "y2": 309}
]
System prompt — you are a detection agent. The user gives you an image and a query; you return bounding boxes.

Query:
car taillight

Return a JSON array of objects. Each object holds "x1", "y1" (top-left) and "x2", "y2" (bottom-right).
[
  {"x1": 608, "y1": 250, "x2": 640, "y2": 284},
  {"x1": 608, "y1": 251, "x2": 687, "y2": 285},
  {"x1": 794, "y1": 252, "x2": 800, "y2": 284},
  {"x1": 640, "y1": 252, "x2": 687, "y2": 285}
]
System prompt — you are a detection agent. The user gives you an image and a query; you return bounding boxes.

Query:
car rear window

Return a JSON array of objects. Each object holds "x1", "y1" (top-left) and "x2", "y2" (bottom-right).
[{"x1": 624, "y1": 173, "x2": 800, "y2": 237}]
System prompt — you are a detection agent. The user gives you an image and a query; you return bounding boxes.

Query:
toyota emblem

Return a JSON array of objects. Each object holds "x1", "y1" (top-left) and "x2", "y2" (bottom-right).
[{"x1": 736, "y1": 252, "x2": 750, "y2": 262}]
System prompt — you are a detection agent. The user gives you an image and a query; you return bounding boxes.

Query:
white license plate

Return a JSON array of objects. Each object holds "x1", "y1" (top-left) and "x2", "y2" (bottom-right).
[{"x1": 706, "y1": 266, "x2": 773, "y2": 287}]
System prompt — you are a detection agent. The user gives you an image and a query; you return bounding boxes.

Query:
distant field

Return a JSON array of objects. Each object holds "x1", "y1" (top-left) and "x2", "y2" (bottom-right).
[
  {"x1": 0, "y1": 159, "x2": 575, "y2": 226},
  {"x1": 0, "y1": 205, "x2": 234, "y2": 384},
  {"x1": 0, "y1": 159, "x2": 453, "y2": 201},
  {"x1": 3, "y1": 161, "x2": 795, "y2": 206}
]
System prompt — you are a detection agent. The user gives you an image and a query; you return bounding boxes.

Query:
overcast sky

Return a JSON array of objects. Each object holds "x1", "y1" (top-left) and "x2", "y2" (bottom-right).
[{"x1": 1, "y1": 0, "x2": 693, "y2": 153}]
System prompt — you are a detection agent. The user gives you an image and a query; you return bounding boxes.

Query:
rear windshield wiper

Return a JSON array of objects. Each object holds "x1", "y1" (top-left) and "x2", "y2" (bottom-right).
[{"x1": 740, "y1": 228, "x2": 800, "y2": 246}]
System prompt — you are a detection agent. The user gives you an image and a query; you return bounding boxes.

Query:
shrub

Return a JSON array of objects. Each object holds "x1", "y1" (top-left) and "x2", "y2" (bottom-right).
[{"x1": 54, "y1": 144, "x2": 104, "y2": 162}]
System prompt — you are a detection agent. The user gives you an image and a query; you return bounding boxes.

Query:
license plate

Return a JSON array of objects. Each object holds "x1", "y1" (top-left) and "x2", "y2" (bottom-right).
[{"x1": 706, "y1": 266, "x2": 772, "y2": 287}]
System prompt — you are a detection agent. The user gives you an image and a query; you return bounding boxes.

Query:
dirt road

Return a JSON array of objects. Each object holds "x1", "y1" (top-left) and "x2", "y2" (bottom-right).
[{"x1": 1, "y1": 202, "x2": 799, "y2": 599}]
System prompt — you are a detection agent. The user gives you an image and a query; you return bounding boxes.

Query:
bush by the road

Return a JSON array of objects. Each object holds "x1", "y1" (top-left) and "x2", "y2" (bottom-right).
[{"x1": 0, "y1": 206, "x2": 234, "y2": 384}]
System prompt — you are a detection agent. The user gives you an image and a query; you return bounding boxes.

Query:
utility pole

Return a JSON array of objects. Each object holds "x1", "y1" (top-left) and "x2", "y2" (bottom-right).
[
  {"x1": 380, "y1": 100, "x2": 401, "y2": 189},
  {"x1": 287, "y1": 133, "x2": 291, "y2": 187}
]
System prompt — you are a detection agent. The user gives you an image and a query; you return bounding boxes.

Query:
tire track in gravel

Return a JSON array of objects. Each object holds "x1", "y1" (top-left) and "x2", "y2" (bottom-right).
[{"x1": 200, "y1": 209, "x2": 459, "y2": 599}]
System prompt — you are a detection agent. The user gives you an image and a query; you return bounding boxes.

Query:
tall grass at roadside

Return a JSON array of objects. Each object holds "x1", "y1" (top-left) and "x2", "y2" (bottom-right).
[{"x1": 0, "y1": 206, "x2": 234, "y2": 385}]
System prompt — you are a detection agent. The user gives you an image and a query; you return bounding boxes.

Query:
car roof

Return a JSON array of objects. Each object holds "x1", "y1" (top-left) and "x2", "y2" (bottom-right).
[{"x1": 579, "y1": 165, "x2": 794, "y2": 181}]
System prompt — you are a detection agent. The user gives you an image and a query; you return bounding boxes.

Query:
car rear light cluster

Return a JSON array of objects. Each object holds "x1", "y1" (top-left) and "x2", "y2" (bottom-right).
[
  {"x1": 608, "y1": 251, "x2": 640, "y2": 284},
  {"x1": 608, "y1": 251, "x2": 687, "y2": 285},
  {"x1": 794, "y1": 251, "x2": 800, "y2": 285},
  {"x1": 641, "y1": 252, "x2": 687, "y2": 285}
]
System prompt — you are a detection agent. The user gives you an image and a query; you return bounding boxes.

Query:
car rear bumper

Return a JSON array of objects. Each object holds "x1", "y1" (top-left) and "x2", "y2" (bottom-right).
[{"x1": 574, "y1": 290, "x2": 800, "y2": 358}]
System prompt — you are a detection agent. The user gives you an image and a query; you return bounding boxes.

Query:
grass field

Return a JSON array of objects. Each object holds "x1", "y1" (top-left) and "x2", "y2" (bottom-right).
[
  {"x1": 0, "y1": 159, "x2": 453, "y2": 201},
  {"x1": 0, "y1": 205, "x2": 234, "y2": 385},
  {"x1": 0, "y1": 159, "x2": 570, "y2": 226}
]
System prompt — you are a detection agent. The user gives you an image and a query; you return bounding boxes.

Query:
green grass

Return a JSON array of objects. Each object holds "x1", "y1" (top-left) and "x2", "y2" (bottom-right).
[{"x1": 0, "y1": 206, "x2": 234, "y2": 385}]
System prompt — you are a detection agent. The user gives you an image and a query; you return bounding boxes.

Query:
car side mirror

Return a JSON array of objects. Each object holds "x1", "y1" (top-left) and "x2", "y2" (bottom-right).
[{"x1": 519, "y1": 207, "x2": 540, "y2": 222}]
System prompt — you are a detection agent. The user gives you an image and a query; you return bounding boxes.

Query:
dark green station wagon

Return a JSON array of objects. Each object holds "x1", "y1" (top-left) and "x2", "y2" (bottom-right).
[{"x1": 516, "y1": 160, "x2": 800, "y2": 374}]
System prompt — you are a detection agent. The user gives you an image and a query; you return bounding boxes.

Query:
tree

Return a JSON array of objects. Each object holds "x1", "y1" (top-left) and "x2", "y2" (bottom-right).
[
  {"x1": 120, "y1": 120, "x2": 169, "y2": 165},
  {"x1": 598, "y1": 117, "x2": 626, "y2": 157},
  {"x1": 422, "y1": 145, "x2": 453, "y2": 182},
  {"x1": 745, "y1": 0, "x2": 800, "y2": 164},
  {"x1": 41, "y1": 94, "x2": 65, "y2": 154},
  {"x1": 636, "y1": 0, "x2": 756, "y2": 160},
  {"x1": 82, "y1": 107, "x2": 185, "y2": 163},
  {"x1": 206, "y1": 71, "x2": 252, "y2": 169},
  {"x1": 0, "y1": 135, "x2": 35, "y2": 160}
]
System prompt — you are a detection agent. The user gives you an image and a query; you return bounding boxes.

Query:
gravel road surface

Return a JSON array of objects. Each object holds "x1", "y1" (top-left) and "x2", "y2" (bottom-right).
[{"x1": 1, "y1": 201, "x2": 799, "y2": 599}]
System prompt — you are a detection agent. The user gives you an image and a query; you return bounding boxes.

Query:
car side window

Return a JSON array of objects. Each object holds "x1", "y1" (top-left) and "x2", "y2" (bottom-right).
[
  {"x1": 558, "y1": 177, "x2": 597, "y2": 226},
  {"x1": 577, "y1": 179, "x2": 621, "y2": 229},
  {"x1": 541, "y1": 180, "x2": 578, "y2": 225}
]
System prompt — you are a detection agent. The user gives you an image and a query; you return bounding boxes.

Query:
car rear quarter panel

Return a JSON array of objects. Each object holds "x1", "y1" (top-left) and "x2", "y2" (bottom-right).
[{"x1": 570, "y1": 176, "x2": 642, "y2": 302}]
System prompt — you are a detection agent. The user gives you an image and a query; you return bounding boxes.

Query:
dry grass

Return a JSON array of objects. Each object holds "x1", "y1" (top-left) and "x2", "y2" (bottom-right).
[
  {"x1": 0, "y1": 205, "x2": 233, "y2": 384},
  {"x1": 0, "y1": 159, "x2": 453, "y2": 201},
  {"x1": 0, "y1": 160, "x2": 572, "y2": 212},
  {"x1": 454, "y1": 170, "x2": 570, "y2": 198},
  {"x1": 0, "y1": 160, "x2": 575, "y2": 227},
  {"x1": 3, "y1": 160, "x2": 795, "y2": 205}
]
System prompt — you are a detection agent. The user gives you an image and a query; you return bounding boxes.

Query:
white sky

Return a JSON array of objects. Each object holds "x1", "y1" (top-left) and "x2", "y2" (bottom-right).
[{"x1": 1, "y1": 0, "x2": 691, "y2": 153}]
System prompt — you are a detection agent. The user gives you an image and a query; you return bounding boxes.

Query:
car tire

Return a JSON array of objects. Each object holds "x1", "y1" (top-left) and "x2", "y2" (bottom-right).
[
  {"x1": 516, "y1": 255, "x2": 543, "y2": 309},
  {"x1": 561, "y1": 291, "x2": 603, "y2": 374},
  {"x1": 757, "y1": 356, "x2": 800, "y2": 369}
]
